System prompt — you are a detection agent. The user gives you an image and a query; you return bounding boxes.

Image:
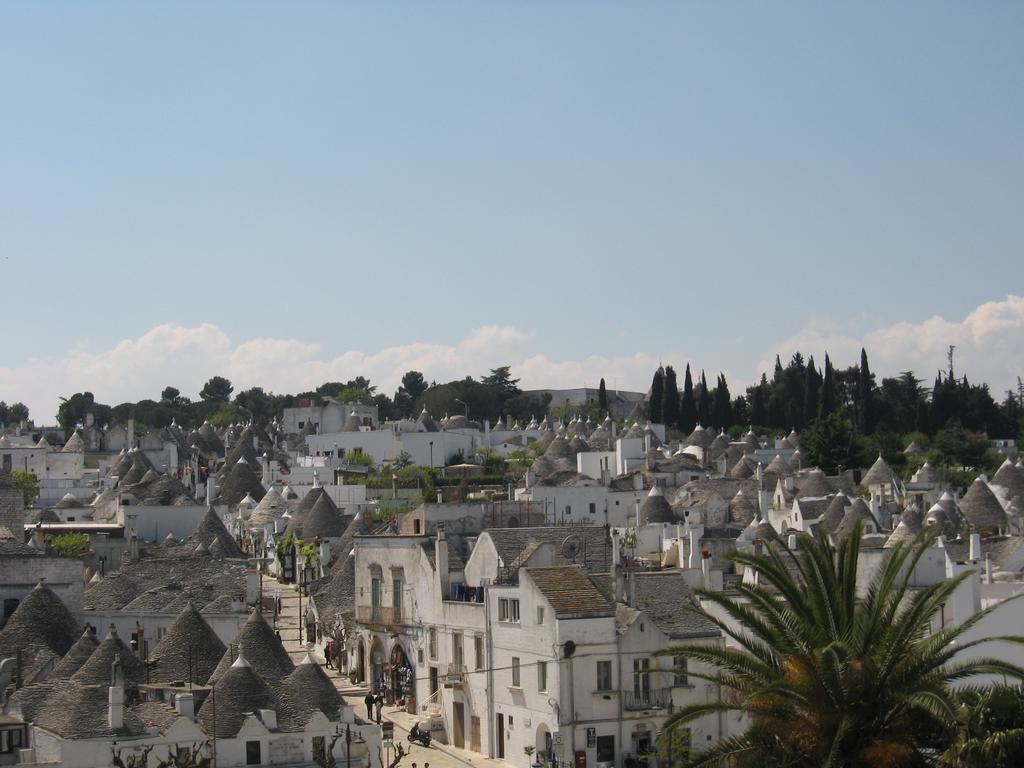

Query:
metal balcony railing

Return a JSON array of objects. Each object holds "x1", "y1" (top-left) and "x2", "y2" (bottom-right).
[{"x1": 623, "y1": 687, "x2": 672, "y2": 710}]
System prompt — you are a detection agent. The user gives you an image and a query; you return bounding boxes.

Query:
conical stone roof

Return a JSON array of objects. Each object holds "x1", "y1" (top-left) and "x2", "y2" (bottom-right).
[
  {"x1": 959, "y1": 477, "x2": 1008, "y2": 532},
  {"x1": 279, "y1": 654, "x2": 343, "y2": 726},
  {"x1": 0, "y1": 581, "x2": 80, "y2": 657},
  {"x1": 190, "y1": 506, "x2": 245, "y2": 558},
  {"x1": 209, "y1": 611, "x2": 294, "y2": 684},
  {"x1": 71, "y1": 626, "x2": 147, "y2": 686},
  {"x1": 248, "y1": 486, "x2": 288, "y2": 529},
  {"x1": 834, "y1": 498, "x2": 878, "y2": 538},
  {"x1": 148, "y1": 603, "x2": 227, "y2": 685},
  {"x1": 728, "y1": 489, "x2": 757, "y2": 527},
  {"x1": 729, "y1": 456, "x2": 755, "y2": 480},
  {"x1": 765, "y1": 453, "x2": 791, "y2": 475},
  {"x1": 641, "y1": 486, "x2": 674, "y2": 525},
  {"x1": 797, "y1": 469, "x2": 833, "y2": 499},
  {"x1": 50, "y1": 629, "x2": 100, "y2": 679},
  {"x1": 216, "y1": 459, "x2": 266, "y2": 507},
  {"x1": 818, "y1": 493, "x2": 850, "y2": 534},
  {"x1": 885, "y1": 504, "x2": 924, "y2": 548},
  {"x1": 992, "y1": 459, "x2": 1024, "y2": 501},
  {"x1": 302, "y1": 493, "x2": 347, "y2": 540},
  {"x1": 861, "y1": 454, "x2": 895, "y2": 487},
  {"x1": 198, "y1": 654, "x2": 277, "y2": 738},
  {"x1": 61, "y1": 432, "x2": 85, "y2": 453}
]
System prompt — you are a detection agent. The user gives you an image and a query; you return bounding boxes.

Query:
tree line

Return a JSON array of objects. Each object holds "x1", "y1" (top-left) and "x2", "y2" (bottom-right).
[{"x1": 53, "y1": 366, "x2": 551, "y2": 434}]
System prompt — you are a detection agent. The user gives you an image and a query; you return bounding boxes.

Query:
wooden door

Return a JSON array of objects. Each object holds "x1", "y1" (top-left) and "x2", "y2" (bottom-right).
[
  {"x1": 471, "y1": 716, "x2": 481, "y2": 753},
  {"x1": 453, "y1": 702, "x2": 465, "y2": 749},
  {"x1": 496, "y1": 713, "x2": 505, "y2": 758}
]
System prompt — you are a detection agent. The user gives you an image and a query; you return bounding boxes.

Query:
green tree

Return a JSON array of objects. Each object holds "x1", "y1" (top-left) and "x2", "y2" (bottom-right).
[
  {"x1": 8, "y1": 402, "x2": 29, "y2": 424},
  {"x1": 234, "y1": 387, "x2": 275, "y2": 421},
  {"x1": 819, "y1": 353, "x2": 837, "y2": 418},
  {"x1": 57, "y1": 392, "x2": 112, "y2": 433},
  {"x1": 943, "y1": 685, "x2": 1024, "y2": 767},
  {"x1": 11, "y1": 470, "x2": 39, "y2": 506},
  {"x1": 160, "y1": 386, "x2": 181, "y2": 404},
  {"x1": 803, "y1": 356, "x2": 821, "y2": 427},
  {"x1": 663, "y1": 366, "x2": 680, "y2": 429},
  {"x1": 697, "y1": 371, "x2": 711, "y2": 427},
  {"x1": 801, "y1": 412, "x2": 859, "y2": 474},
  {"x1": 46, "y1": 532, "x2": 90, "y2": 558},
  {"x1": 859, "y1": 348, "x2": 877, "y2": 434},
  {"x1": 598, "y1": 378, "x2": 609, "y2": 416},
  {"x1": 712, "y1": 373, "x2": 731, "y2": 430},
  {"x1": 649, "y1": 367, "x2": 665, "y2": 425},
  {"x1": 199, "y1": 376, "x2": 234, "y2": 403},
  {"x1": 680, "y1": 365, "x2": 697, "y2": 433},
  {"x1": 660, "y1": 521, "x2": 1024, "y2": 767}
]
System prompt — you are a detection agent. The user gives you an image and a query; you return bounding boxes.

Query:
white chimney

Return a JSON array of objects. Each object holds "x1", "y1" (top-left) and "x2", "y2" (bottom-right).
[
  {"x1": 985, "y1": 554, "x2": 993, "y2": 585},
  {"x1": 175, "y1": 692, "x2": 195, "y2": 721},
  {"x1": 688, "y1": 529, "x2": 700, "y2": 570},
  {"x1": 437, "y1": 489, "x2": 443, "y2": 504},
  {"x1": 108, "y1": 684, "x2": 124, "y2": 730},
  {"x1": 787, "y1": 534, "x2": 797, "y2": 550},
  {"x1": 701, "y1": 551, "x2": 711, "y2": 590},
  {"x1": 969, "y1": 533, "x2": 981, "y2": 562},
  {"x1": 436, "y1": 525, "x2": 450, "y2": 595}
]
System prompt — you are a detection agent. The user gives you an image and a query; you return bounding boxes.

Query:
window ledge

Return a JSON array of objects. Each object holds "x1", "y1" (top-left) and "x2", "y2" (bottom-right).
[{"x1": 593, "y1": 689, "x2": 617, "y2": 696}]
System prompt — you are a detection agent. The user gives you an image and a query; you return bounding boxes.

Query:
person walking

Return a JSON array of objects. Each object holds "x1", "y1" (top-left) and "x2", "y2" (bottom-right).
[
  {"x1": 374, "y1": 692, "x2": 383, "y2": 724},
  {"x1": 325, "y1": 640, "x2": 335, "y2": 669},
  {"x1": 364, "y1": 691, "x2": 375, "y2": 721}
]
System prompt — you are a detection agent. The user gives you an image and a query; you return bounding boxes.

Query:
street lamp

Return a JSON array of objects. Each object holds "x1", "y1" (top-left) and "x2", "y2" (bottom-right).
[{"x1": 428, "y1": 441, "x2": 434, "y2": 468}]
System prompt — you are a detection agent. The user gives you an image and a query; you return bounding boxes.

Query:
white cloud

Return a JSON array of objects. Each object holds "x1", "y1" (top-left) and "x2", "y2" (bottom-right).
[
  {"x1": 0, "y1": 323, "x2": 660, "y2": 423},
  {"x1": 757, "y1": 294, "x2": 1024, "y2": 393}
]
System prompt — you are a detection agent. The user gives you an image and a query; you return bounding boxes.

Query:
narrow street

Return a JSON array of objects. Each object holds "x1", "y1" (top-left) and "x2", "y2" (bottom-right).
[{"x1": 271, "y1": 583, "x2": 517, "y2": 768}]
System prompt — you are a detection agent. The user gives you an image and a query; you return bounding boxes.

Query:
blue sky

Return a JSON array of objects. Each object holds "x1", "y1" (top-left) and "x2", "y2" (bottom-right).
[{"x1": 2, "y1": 2, "x2": 1023, "y2": 420}]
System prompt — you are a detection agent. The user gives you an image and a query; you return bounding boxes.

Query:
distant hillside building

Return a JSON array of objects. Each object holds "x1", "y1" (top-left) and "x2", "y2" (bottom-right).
[{"x1": 523, "y1": 387, "x2": 645, "y2": 420}]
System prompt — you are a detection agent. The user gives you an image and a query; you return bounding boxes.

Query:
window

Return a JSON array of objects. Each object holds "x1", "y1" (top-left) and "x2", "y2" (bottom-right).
[
  {"x1": 596, "y1": 735, "x2": 615, "y2": 763},
  {"x1": 370, "y1": 567, "x2": 382, "y2": 621},
  {"x1": 633, "y1": 658, "x2": 650, "y2": 695},
  {"x1": 312, "y1": 736, "x2": 326, "y2": 765},
  {"x1": 498, "y1": 598, "x2": 520, "y2": 623},
  {"x1": 537, "y1": 661, "x2": 547, "y2": 691},
  {"x1": 511, "y1": 657, "x2": 521, "y2": 688},
  {"x1": 474, "y1": 635, "x2": 484, "y2": 670},
  {"x1": 589, "y1": 502, "x2": 596, "y2": 515},
  {"x1": 596, "y1": 660, "x2": 612, "y2": 691},
  {"x1": 392, "y1": 578, "x2": 402, "y2": 621},
  {"x1": 673, "y1": 656, "x2": 688, "y2": 686},
  {"x1": 453, "y1": 633, "x2": 464, "y2": 668},
  {"x1": 536, "y1": 606, "x2": 545, "y2": 625},
  {"x1": 429, "y1": 627, "x2": 437, "y2": 659},
  {"x1": 246, "y1": 741, "x2": 262, "y2": 765},
  {"x1": 565, "y1": 505, "x2": 572, "y2": 518}
]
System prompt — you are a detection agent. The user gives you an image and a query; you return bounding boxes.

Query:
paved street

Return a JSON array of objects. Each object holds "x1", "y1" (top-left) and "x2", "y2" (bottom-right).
[{"x1": 272, "y1": 583, "x2": 517, "y2": 768}]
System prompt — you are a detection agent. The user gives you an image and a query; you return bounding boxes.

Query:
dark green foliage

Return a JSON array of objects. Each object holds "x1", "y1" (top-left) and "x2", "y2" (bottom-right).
[
  {"x1": 11, "y1": 470, "x2": 39, "y2": 506},
  {"x1": 680, "y1": 365, "x2": 697, "y2": 433},
  {"x1": 199, "y1": 376, "x2": 233, "y2": 403},
  {"x1": 712, "y1": 373, "x2": 731, "y2": 430},
  {"x1": 697, "y1": 371, "x2": 711, "y2": 427},
  {"x1": 660, "y1": 520, "x2": 1024, "y2": 767},
  {"x1": 801, "y1": 412, "x2": 859, "y2": 474},
  {"x1": 598, "y1": 378, "x2": 609, "y2": 416},
  {"x1": 858, "y1": 348, "x2": 877, "y2": 434},
  {"x1": 943, "y1": 686, "x2": 1024, "y2": 767},
  {"x1": 803, "y1": 356, "x2": 821, "y2": 427},
  {"x1": 819, "y1": 354, "x2": 837, "y2": 418},
  {"x1": 663, "y1": 367, "x2": 680, "y2": 428},
  {"x1": 650, "y1": 367, "x2": 665, "y2": 424}
]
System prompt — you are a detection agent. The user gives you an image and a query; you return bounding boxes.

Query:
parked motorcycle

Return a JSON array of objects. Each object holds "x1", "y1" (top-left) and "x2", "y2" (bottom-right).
[{"x1": 408, "y1": 723, "x2": 431, "y2": 747}]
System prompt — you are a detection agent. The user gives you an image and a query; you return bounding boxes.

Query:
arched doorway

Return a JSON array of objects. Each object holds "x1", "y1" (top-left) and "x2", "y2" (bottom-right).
[
  {"x1": 536, "y1": 723, "x2": 552, "y2": 766},
  {"x1": 389, "y1": 643, "x2": 413, "y2": 706},
  {"x1": 355, "y1": 638, "x2": 366, "y2": 683},
  {"x1": 369, "y1": 637, "x2": 386, "y2": 692}
]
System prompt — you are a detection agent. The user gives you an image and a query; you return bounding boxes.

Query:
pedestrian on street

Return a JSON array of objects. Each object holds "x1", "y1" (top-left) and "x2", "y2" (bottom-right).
[
  {"x1": 325, "y1": 640, "x2": 335, "y2": 669},
  {"x1": 375, "y1": 693, "x2": 383, "y2": 724},
  {"x1": 364, "y1": 692, "x2": 375, "y2": 720}
]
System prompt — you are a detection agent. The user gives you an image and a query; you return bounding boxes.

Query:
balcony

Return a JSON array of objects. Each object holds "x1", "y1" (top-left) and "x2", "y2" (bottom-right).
[
  {"x1": 442, "y1": 663, "x2": 466, "y2": 687},
  {"x1": 356, "y1": 604, "x2": 408, "y2": 630},
  {"x1": 624, "y1": 687, "x2": 672, "y2": 711}
]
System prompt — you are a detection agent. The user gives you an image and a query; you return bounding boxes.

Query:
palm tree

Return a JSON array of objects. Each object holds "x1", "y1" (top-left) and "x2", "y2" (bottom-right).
[
  {"x1": 660, "y1": 521, "x2": 1024, "y2": 767},
  {"x1": 942, "y1": 685, "x2": 1024, "y2": 767}
]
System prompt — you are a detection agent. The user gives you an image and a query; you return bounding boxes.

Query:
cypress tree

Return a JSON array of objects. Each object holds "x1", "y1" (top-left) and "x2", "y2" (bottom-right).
[
  {"x1": 598, "y1": 378, "x2": 608, "y2": 416},
  {"x1": 713, "y1": 373, "x2": 732, "y2": 430},
  {"x1": 819, "y1": 354, "x2": 837, "y2": 418},
  {"x1": 697, "y1": 370, "x2": 712, "y2": 427},
  {"x1": 662, "y1": 366, "x2": 679, "y2": 428},
  {"x1": 750, "y1": 373, "x2": 769, "y2": 426},
  {"x1": 680, "y1": 364, "x2": 697, "y2": 433},
  {"x1": 858, "y1": 348, "x2": 876, "y2": 434},
  {"x1": 649, "y1": 367, "x2": 665, "y2": 424},
  {"x1": 802, "y1": 356, "x2": 821, "y2": 427}
]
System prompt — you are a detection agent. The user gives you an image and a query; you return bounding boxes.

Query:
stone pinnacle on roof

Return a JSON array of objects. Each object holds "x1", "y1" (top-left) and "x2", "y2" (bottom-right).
[
  {"x1": 71, "y1": 625, "x2": 148, "y2": 686},
  {"x1": 198, "y1": 651, "x2": 277, "y2": 738},
  {"x1": 641, "y1": 485, "x2": 675, "y2": 525}
]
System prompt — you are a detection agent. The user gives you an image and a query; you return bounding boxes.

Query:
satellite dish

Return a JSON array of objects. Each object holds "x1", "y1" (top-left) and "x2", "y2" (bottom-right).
[{"x1": 561, "y1": 535, "x2": 582, "y2": 563}]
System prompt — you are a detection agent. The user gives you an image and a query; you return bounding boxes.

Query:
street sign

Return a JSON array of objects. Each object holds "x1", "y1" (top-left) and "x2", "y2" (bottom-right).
[{"x1": 382, "y1": 722, "x2": 394, "y2": 742}]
